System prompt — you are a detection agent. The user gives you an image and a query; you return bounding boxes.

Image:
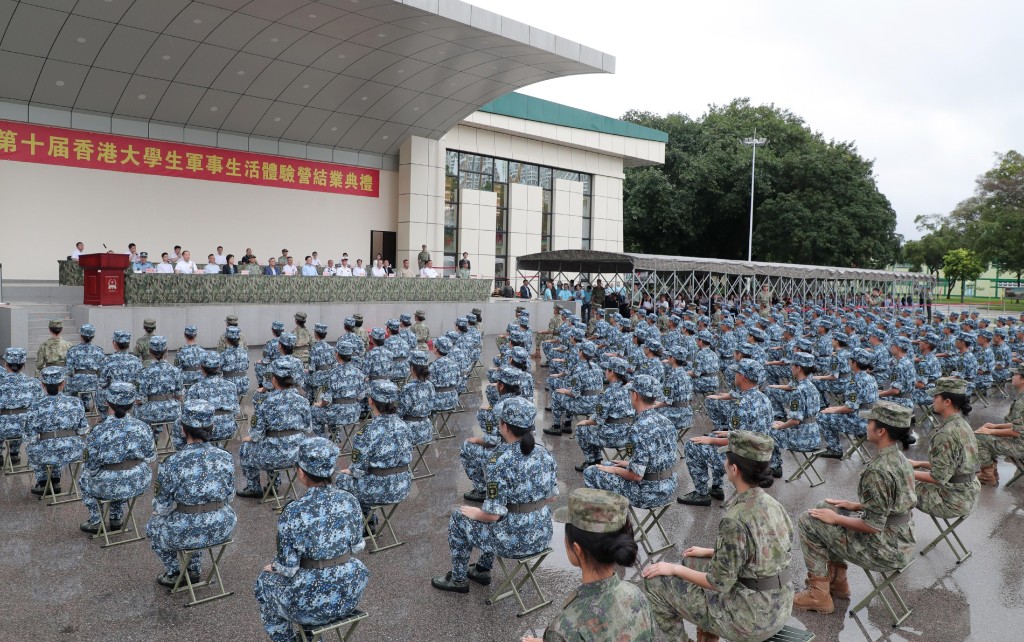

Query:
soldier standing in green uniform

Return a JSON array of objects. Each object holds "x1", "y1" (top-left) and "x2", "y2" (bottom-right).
[
  {"x1": 910, "y1": 378, "x2": 980, "y2": 518},
  {"x1": 522, "y1": 488, "x2": 655, "y2": 642},
  {"x1": 134, "y1": 318, "x2": 157, "y2": 366},
  {"x1": 792, "y1": 401, "x2": 917, "y2": 615},
  {"x1": 36, "y1": 320, "x2": 72, "y2": 374},
  {"x1": 292, "y1": 312, "x2": 313, "y2": 366},
  {"x1": 412, "y1": 310, "x2": 430, "y2": 351},
  {"x1": 976, "y1": 365, "x2": 1024, "y2": 485},
  {"x1": 644, "y1": 431, "x2": 793, "y2": 642},
  {"x1": 756, "y1": 284, "x2": 772, "y2": 313},
  {"x1": 353, "y1": 314, "x2": 370, "y2": 352},
  {"x1": 417, "y1": 244, "x2": 431, "y2": 270},
  {"x1": 216, "y1": 315, "x2": 247, "y2": 352}
]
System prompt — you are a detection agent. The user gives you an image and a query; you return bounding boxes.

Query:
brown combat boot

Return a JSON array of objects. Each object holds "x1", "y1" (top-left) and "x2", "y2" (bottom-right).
[
  {"x1": 977, "y1": 464, "x2": 999, "y2": 486},
  {"x1": 793, "y1": 572, "x2": 835, "y2": 614},
  {"x1": 828, "y1": 561, "x2": 852, "y2": 599},
  {"x1": 696, "y1": 627, "x2": 720, "y2": 642}
]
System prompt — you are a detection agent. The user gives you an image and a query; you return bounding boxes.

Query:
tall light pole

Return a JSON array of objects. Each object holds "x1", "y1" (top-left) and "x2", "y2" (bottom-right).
[{"x1": 742, "y1": 132, "x2": 767, "y2": 262}]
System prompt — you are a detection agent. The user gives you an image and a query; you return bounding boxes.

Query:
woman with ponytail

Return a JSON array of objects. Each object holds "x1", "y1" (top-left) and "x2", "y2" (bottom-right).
[
  {"x1": 643, "y1": 431, "x2": 793, "y2": 642},
  {"x1": 909, "y1": 378, "x2": 980, "y2": 518},
  {"x1": 522, "y1": 488, "x2": 655, "y2": 642},
  {"x1": 432, "y1": 397, "x2": 558, "y2": 594},
  {"x1": 793, "y1": 401, "x2": 917, "y2": 616}
]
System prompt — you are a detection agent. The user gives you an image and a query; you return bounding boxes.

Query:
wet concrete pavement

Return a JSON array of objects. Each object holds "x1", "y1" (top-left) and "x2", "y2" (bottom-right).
[{"x1": 2, "y1": 343, "x2": 1022, "y2": 641}]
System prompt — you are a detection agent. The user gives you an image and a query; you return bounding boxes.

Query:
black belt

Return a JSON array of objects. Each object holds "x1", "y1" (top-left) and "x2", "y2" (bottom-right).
[
  {"x1": 266, "y1": 429, "x2": 304, "y2": 438},
  {"x1": 147, "y1": 394, "x2": 176, "y2": 402},
  {"x1": 175, "y1": 500, "x2": 225, "y2": 514},
  {"x1": 332, "y1": 398, "x2": 359, "y2": 405},
  {"x1": 393, "y1": 358, "x2": 408, "y2": 363},
  {"x1": 181, "y1": 366, "x2": 201, "y2": 372},
  {"x1": 38, "y1": 429, "x2": 76, "y2": 440},
  {"x1": 74, "y1": 369, "x2": 98, "y2": 375},
  {"x1": 800, "y1": 417, "x2": 818, "y2": 425},
  {"x1": 643, "y1": 469, "x2": 675, "y2": 481},
  {"x1": 886, "y1": 512, "x2": 912, "y2": 526},
  {"x1": 102, "y1": 459, "x2": 142, "y2": 471},
  {"x1": 947, "y1": 473, "x2": 974, "y2": 484},
  {"x1": 315, "y1": 364, "x2": 333, "y2": 371},
  {"x1": 671, "y1": 400, "x2": 689, "y2": 408},
  {"x1": 403, "y1": 415, "x2": 429, "y2": 422},
  {"x1": 506, "y1": 500, "x2": 548, "y2": 513},
  {"x1": 214, "y1": 409, "x2": 234, "y2": 416},
  {"x1": 300, "y1": 553, "x2": 351, "y2": 569},
  {"x1": 0, "y1": 407, "x2": 28, "y2": 415},
  {"x1": 605, "y1": 416, "x2": 632, "y2": 425},
  {"x1": 369, "y1": 376, "x2": 388, "y2": 381},
  {"x1": 223, "y1": 371, "x2": 246, "y2": 378},
  {"x1": 581, "y1": 390, "x2": 603, "y2": 396},
  {"x1": 368, "y1": 465, "x2": 407, "y2": 476},
  {"x1": 738, "y1": 569, "x2": 790, "y2": 591},
  {"x1": 435, "y1": 386, "x2": 456, "y2": 392}
]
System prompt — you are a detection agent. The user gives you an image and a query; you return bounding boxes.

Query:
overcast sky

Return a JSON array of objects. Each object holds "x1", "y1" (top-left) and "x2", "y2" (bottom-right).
[{"x1": 470, "y1": 0, "x2": 1021, "y2": 241}]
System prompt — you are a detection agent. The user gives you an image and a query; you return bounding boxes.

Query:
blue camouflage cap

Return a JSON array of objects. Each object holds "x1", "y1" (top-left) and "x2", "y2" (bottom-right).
[
  {"x1": 271, "y1": 320, "x2": 285, "y2": 331},
  {"x1": 736, "y1": 342, "x2": 756, "y2": 358},
  {"x1": 370, "y1": 327, "x2": 387, "y2": 342},
  {"x1": 409, "y1": 350, "x2": 428, "y2": 366},
  {"x1": 510, "y1": 347, "x2": 530, "y2": 364},
  {"x1": 106, "y1": 381, "x2": 135, "y2": 406},
  {"x1": 184, "y1": 325, "x2": 198, "y2": 338},
  {"x1": 696, "y1": 330, "x2": 715, "y2": 344},
  {"x1": 149, "y1": 335, "x2": 168, "y2": 351},
  {"x1": 833, "y1": 332, "x2": 850, "y2": 346},
  {"x1": 279, "y1": 331, "x2": 296, "y2": 347},
  {"x1": 455, "y1": 317, "x2": 468, "y2": 328},
  {"x1": 466, "y1": 313, "x2": 477, "y2": 324},
  {"x1": 668, "y1": 344, "x2": 688, "y2": 361},
  {"x1": 736, "y1": 358, "x2": 765, "y2": 384},
  {"x1": 496, "y1": 366, "x2": 521, "y2": 386},
  {"x1": 958, "y1": 332, "x2": 976, "y2": 346},
  {"x1": 619, "y1": 319, "x2": 632, "y2": 330},
  {"x1": 995, "y1": 327, "x2": 1009, "y2": 337},
  {"x1": 791, "y1": 352, "x2": 815, "y2": 368},
  {"x1": 796, "y1": 338, "x2": 814, "y2": 351},
  {"x1": 181, "y1": 399, "x2": 214, "y2": 428},
  {"x1": 747, "y1": 327, "x2": 767, "y2": 342},
  {"x1": 892, "y1": 336, "x2": 912, "y2": 351},
  {"x1": 113, "y1": 330, "x2": 132, "y2": 343},
  {"x1": 579, "y1": 341, "x2": 598, "y2": 358},
  {"x1": 719, "y1": 316, "x2": 734, "y2": 328},
  {"x1": 271, "y1": 360, "x2": 293, "y2": 379},
  {"x1": 853, "y1": 348, "x2": 875, "y2": 366},
  {"x1": 499, "y1": 396, "x2": 536, "y2": 429},
  {"x1": 369, "y1": 380, "x2": 399, "y2": 404},
  {"x1": 627, "y1": 374, "x2": 661, "y2": 399},
  {"x1": 644, "y1": 338, "x2": 662, "y2": 354},
  {"x1": 79, "y1": 323, "x2": 96, "y2": 338},
  {"x1": 314, "y1": 322, "x2": 328, "y2": 335},
  {"x1": 509, "y1": 329, "x2": 528, "y2": 345},
  {"x1": 226, "y1": 326, "x2": 241, "y2": 340},
  {"x1": 386, "y1": 318, "x2": 400, "y2": 332},
  {"x1": 921, "y1": 332, "x2": 940, "y2": 346},
  {"x1": 445, "y1": 330, "x2": 460, "y2": 341},
  {"x1": 201, "y1": 351, "x2": 222, "y2": 370},
  {"x1": 298, "y1": 436, "x2": 340, "y2": 478},
  {"x1": 517, "y1": 315, "x2": 530, "y2": 327},
  {"x1": 400, "y1": 313, "x2": 412, "y2": 324},
  {"x1": 343, "y1": 317, "x2": 356, "y2": 328},
  {"x1": 335, "y1": 337, "x2": 356, "y2": 356},
  {"x1": 979, "y1": 328, "x2": 994, "y2": 340},
  {"x1": 40, "y1": 366, "x2": 66, "y2": 385},
  {"x1": 605, "y1": 356, "x2": 631, "y2": 376},
  {"x1": 681, "y1": 321, "x2": 697, "y2": 333},
  {"x1": 434, "y1": 336, "x2": 453, "y2": 355}
]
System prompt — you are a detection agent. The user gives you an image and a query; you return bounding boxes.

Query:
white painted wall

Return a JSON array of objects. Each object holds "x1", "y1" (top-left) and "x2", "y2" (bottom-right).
[
  {"x1": 507, "y1": 183, "x2": 543, "y2": 283},
  {"x1": 458, "y1": 188, "x2": 497, "y2": 280}
]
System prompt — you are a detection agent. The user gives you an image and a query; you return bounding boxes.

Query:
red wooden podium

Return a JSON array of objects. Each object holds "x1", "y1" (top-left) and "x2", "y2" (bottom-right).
[{"x1": 80, "y1": 253, "x2": 130, "y2": 305}]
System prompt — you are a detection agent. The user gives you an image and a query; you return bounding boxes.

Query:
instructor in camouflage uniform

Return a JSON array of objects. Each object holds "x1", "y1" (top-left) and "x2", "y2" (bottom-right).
[
  {"x1": 976, "y1": 365, "x2": 1024, "y2": 485},
  {"x1": 36, "y1": 320, "x2": 71, "y2": 374}
]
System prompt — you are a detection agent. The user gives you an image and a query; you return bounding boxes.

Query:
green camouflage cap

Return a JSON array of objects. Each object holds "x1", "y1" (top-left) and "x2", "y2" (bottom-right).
[
  {"x1": 294, "y1": 311, "x2": 307, "y2": 321},
  {"x1": 926, "y1": 377, "x2": 968, "y2": 397},
  {"x1": 1014, "y1": 365, "x2": 1024, "y2": 377},
  {"x1": 353, "y1": 313, "x2": 364, "y2": 320},
  {"x1": 143, "y1": 318, "x2": 157, "y2": 329},
  {"x1": 718, "y1": 430, "x2": 774, "y2": 462},
  {"x1": 48, "y1": 319, "x2": 63, "y2": 331},
  {"x1": 225, "y1": 315, "x2": 239, "y2": 325},
  {"x1": 859, "y1": 400, "x2": 913, "y2": 428},
  {"x1": 552, "y1": 488, "x2": 628, "y2": 534}
]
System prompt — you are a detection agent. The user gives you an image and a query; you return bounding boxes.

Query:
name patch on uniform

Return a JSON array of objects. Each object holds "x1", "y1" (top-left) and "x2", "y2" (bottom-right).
[
  {"x1": 625, "y1": 443, "x2": 635, "y2": 457},
  {"x1": 664, "y1": 386, "x2": 672, "y2": 398},
  {"x1": 848, "y1": 392, "x2": 858, "y2": 402},
  {"x1": 731, "y1": 415, "x2": 741, "y2": 429},
  {"x1": 351, "y1": 448, "x2": 361, "y2": 463},
  {"x1": 790, "y1": 399, "x2": 800, "y2": 411},
  {"x1": 487, "y1": 482, "x2": 498, "y2": 500}
]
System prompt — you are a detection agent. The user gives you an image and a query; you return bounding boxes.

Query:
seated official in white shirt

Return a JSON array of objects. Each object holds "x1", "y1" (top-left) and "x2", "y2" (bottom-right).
[
  {"x1": 213, "y1": 246, "x2": 228, "y2": 265},
  {"x1": 336, "y1": 259, "x2": 352, "y2": 276},
  {"x1": 301, "y1": 256, "x2": 318, "y2": 276},
  {"x1": 127, "y1": 243, "x2": 139, "y2": 264},
  {"x1": 174, "y1": 250, "x2": 198, "y2": 274},
  {"x1": 168, "y1": 246, "x2": 182, "y2": 262},
  {"x1": 155, "y1": 253, "x2": 174, "y2": 273},
  {"x1": 352, "y1": 259, "x2": 367, "y2": 277},
  {"x1": 322, "y1": 260, "x2": 337, "y2": 276},
  {"x1": 311, "y1": 252, "x2": 322, "y2": 267},
  {"x1": 371, "y1": 260, "x2": 387, "y2": 277},
  {"x1": 419, "y1": 260, "x2": 439, "y2": 278},
  {"x1": 71, "y1": 241, "x2": 84, "y2": 261},
  {"x1": 281, "y1": 257, "x2": 298, "y2": 276},
  {"x1": 203, "y1": 254, "x2": 221, "y2": 274}
]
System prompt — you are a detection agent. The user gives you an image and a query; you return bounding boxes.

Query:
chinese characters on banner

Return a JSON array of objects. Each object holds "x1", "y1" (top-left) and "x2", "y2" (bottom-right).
[{"x1": 0, "y1": 119, "x2": 379, "y2": 198}]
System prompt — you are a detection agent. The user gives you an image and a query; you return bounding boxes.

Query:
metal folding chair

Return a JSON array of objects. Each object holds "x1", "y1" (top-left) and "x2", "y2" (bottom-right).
[
  {"x1": 41, "y1": 461, "x2": 82, "y2": 506},
  {"x1": 329, "y1": 422, "x2": 361, "y2": 456},
  {"x1": 842, "y1": 432, "x2": 872, "y2": 462},
  {"x1": 408, "y1": 442, "x2": 435, "y2": 480},
  {"x1": 1005, "y1": 456, "x2": 1024, "y2": 488},
  {"x1": 764, "y1": 625, "x2": 816, "y2": 642},
  {"x1": 629, "y1": 503, "x2": 674, "y2": 556},
  {"x1": 171, "y1": 540, "x2": 234, "y2": 606},
  {"x1": 2, "y1": 439, "x2": 31, "y2": 475},
  {"x1": 93, "y1": 495, "x2": 146, "y2": 548},
  {"x1": 919, "y1": 514, "x2": 972, "y2": 564},
  {"x1": 153, "y1": 422, "x2": 177, "y2": 458},
  {"x1": 432, "y1": 410, "x2": 457, "y2": 440},
  {"x1": 786, "y1": 449, "x2": 825, "y2": 487},
  {"x1": 849, "y1": 560, "x2": 914, "y2": 627},
  {"x1": 363, "y1": 503, "x2": 404, "y2": 553},
  {"x1": 295, "y1": 609, "x2": 368, "y2": 642},
  {"x1": 485, "y1": 548, "x2": 554, "y2": 617},
  {"x1": 261, "y1": 467, "x2": 299, "y2": 513}
]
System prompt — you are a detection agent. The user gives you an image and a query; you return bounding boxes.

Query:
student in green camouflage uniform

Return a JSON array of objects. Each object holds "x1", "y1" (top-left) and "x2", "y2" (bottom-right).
[
  {"x1": 975, "y1": 365, "x2": 1024, "y2": 485},
  {"x1": 134, "y1": 318, "x2": 157, "y2": 366},
  {"x1": 793, "y1": 401, "x2": 917, "y2": 615},
  {"x1": 522, "y1": 488, "x2": 655, "y2": 642},
  {"x1": 36, "y1": 320, "x2": 71, "y2": 374},
  {"x1": 643, "y1": 431, "x2": 793, "y2": 642},
  {"x1": 412, "y1": 310, "x2": 430, "y2": 351},
  {"x1": 909, "y1": 378, "x2": 979, "y2": 518}
]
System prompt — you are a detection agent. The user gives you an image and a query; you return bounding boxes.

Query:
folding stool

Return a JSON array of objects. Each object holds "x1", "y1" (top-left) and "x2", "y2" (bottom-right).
[
  {"x1": 485, "y1": 548, "x2": 554, "y2": 617},
  {"x1": 171, "y1": 539, "x2": 234, "y2": 606},
  {"x1": 295, "y1": 609, "x2": 368, "y2": 642}
]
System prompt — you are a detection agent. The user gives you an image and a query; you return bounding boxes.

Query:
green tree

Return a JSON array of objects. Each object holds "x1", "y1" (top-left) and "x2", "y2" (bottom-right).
[
  {"x1": 942, "y1": 248, "x2": 984, "y2": 302},
  {"x1": 902, "y1": 214, "x2": 957, "y2": 276},
  {"x1": 621, "y1": 99, "x2": 901, "y2": 267}
]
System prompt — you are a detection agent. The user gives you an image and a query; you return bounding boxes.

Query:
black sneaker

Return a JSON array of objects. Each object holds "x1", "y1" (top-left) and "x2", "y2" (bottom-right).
[
  {"x1": 9, "y1": 454, "x2": 20, "y2": 465},
  {"x1": 79, "y1": 520, "x2": 100, "y2": 535},
  {"x1": 770, "y1": 466, "x2": 783, "y2": 479},
  {"x1": 236, "y1": 486, "x2": 264, "y2": 498},
  {"x1": 677, "y1": 491, "x2": 711, "y2": 506},
  {"x1": 818, "y1": 450, "x2": 844, "y2": 460},
  {"x1": 561, "y1": 421, "x2": 573, "y2": 435},
  {"x1": 542, "y1": 425, "x2": 563, "y2": 436},
  {"x1": 431, "y1": 572, "x2": 469, "y2": 593},
  {"x1": 709, "y1": 486, "x2": 725, "y2": 501},
  {"x1": 467, "y1": 563, "x2": 492, "y2": 586},
  {"x1": 574, "y1": 459, "x2": 599, "y2": 473},
  {"x1": 109, "y1": 518, "x2": 125, "y2": 532},
  {"x1": 463, "y1": 489, "x2": 485, "y2": 502},
  {"x1": 157, "y1": 570, "x2": 201, "y2": 588},
  {"x1": 31, "y1": 482, "x2": 47, "y2": 496}
]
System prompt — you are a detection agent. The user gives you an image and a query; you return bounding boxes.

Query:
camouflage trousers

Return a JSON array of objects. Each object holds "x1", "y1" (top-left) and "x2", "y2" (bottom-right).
[
  {"x1": 976, "y1": 433, "x2": 1024, "y2": 468},
  {"x1": 683, "y1": 440, "x2": 725, "y2": 495},
  {"x1": 254, "y1": 563, "x2": 369, "y2": 642},
  {"x1": 79, "y1": 466, "x2": 151, "y2": 523},
  {"x1": 460, "y1": 441, "x2": 498, "y2": 493},
  {"x1": 584, "y1": 466, "x2": 676, "y2": 510},
  {"x1": 818, "y1": 412, "x2": 866, "y2": 453},
  {"x1": 765, "y1": 387, "x2": 792, "y2": 420},
  {"x1": 447, "y1": 509, "x2": 552, "y2": 583},
  {"x1": 26, "y1": 436, "x2": 83, "y2": 484},
  {"x1": 644, "y1": 557, "x2": 793, "y2": 642},
  {"x1": 552, "y1": 392, "x2": 599, "y2": 424},
  {"x1": 703, "y1": 398, "x2": 737, "y2": 430},
  {"x1": 915, "y1": 480, "x2": 979, "y2": 519},
  {"x1": 146, "y1": 508, "x2": 236, "y2": 575},
  {"x1": 768, "y1": 422, "x2": 823, "y2": 469},
  {"x1": 765, "y1": 364, "x2": 790, "y2": 386},
  {"x1": 576, "y1": 421, "x2": 632, "y2": 462},
  {"x1": 798, "y1": 501, "x2": 915, "y2": 576}
]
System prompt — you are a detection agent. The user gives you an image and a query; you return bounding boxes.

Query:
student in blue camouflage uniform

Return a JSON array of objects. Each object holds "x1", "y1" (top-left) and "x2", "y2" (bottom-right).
[
  {"x1": 97, "y1": 330, "x2": 142, "y2": 414},
  {"x1": 879, "y1": 337, "x2": 918, "y2": 410},
  {"x1": 362, "y1": 328, "x2": 395, "y2": 385},
  {"x1": 585, "y1": 375, "x2": 678, "y2": 509},
  {"x1": 866, "y1": 329, "x2": 892, "y2": 387},
  {"x1": 64, "y1": 324, "x2": 104, "y2": 413},
  {"x1": 78, "y1": 382, "x2": 156, "y2": 534},
  {"x1": 311, "y1": 341, "x2": 365, "y2": 438},
  {"x1": 254, "y1": 437, "x2": 369, "y2": 642},
  {"x1": 767, "y1": 352, "x2": 823, "y2": 476},
  {"x1": 384, "y1": 319, "x2": 411, "y2": 381},
  {"x1": 764, "y1": 325, "x2": 796, "y2": 385},
  {"x1": 147, "y1": 399, "x2": 237, "y2": 586},
  {"x1": 462, "y1": 368, "x2": 524, "y2": 502},
  {"x1": 0, "y1": 347, "x2": 41, "y2": 466},
  {"x1": 174, "y1": 326, "x2": 206, "y2": 389},
  {"x1": 399, "y1": 313, "x2": 417, "y2": 352},
  {"x1": 134, "y1": 336, "x2": 184, "y2": 441},
  {"x1": 655, "y1": 345, "x2": 695, "y2": 437},
  {"x1": 546, "y1": 341, "x2": 605, "y2": 436},
  {"x1": 399, "y1": 351, "x2": 435, "y2": 446},
  {"x1": 26, "y1": 367, "x2": 88, "y2": 494},
  {"x1": 974, "y1": 330, "x2": 996, "y2": 396},
  {"x1": 254, "y1": 332, "x2": 305, "y2": 407},
  {"x1": 704, "y1": 343, "x2": 757, "y2": 430},
  {"x1": 913, "y1": 333, "x2": 943, "y2": 406},
  {"x1": 430, "y1": 337, "x2": 462, "y2": 412},
  {"x1": 182, "y1": 352, "x2": 240, "y2": 446},
  {"x1": 338, "y1": 317, "x2": 366, "y2": 371},
  {"x1": 992, "y1": 328, "x2": 1013, "y2": 386},
  {"x1": 575, "y1": 357, "x2": 636, "y2": 472},
  {"x1": 221, "y1": 326, "x2": 251, "y2": 399},
  {"x1": 679, "y1": 360, "x2": 772, "y2": 507},
  {"x1": 432, "y1": 397, "x2": 558, "y2": 593},
  {"x1": 689, "y1": 331, "x2": 721, "y2": 395},
  {"x1": 716, "y1": 318, "x2": 738, "y2": 362},
  {"x1": 336, "y1": 381, "x2": 413, "y2": 521},
  {"x1": 813, "y1": 333, "x2": 852, "y2": 400},
  {"x1": 307, "y1": 323, "x2": 335, "y2": 401},
  {"x1": 255, "y1": 321, "x2": 285, "y2": 386},
  {"x1": 818, "y1": 349, "x2": 880, "y2": 458},
  {"x1": 238, "y1": 361, "x2": 312, "y2": 497},
  {"x1": 634, "y1": 339, "x2": 666, "y2": 384}
]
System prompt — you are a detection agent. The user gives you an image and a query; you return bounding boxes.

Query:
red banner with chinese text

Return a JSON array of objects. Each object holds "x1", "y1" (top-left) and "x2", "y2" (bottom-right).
[{"x1": 0, "y1": 119, "x2": 379, "y2": 198}]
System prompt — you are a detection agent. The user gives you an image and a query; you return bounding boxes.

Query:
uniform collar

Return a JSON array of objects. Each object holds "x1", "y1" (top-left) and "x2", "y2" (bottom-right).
[{"x1": 576, "y1": 573, "x2": 620, "y2": 599}]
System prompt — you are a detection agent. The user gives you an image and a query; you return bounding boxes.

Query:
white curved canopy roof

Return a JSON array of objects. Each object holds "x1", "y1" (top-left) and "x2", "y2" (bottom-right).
[{"x1": 0, "y1": 0, "x2": 612, "y2": 158}]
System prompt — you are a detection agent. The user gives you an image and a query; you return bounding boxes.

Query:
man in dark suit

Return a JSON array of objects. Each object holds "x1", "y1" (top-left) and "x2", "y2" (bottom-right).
[{"x1": 263, "y1": 258, "x2": 280, "y2": 276}]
